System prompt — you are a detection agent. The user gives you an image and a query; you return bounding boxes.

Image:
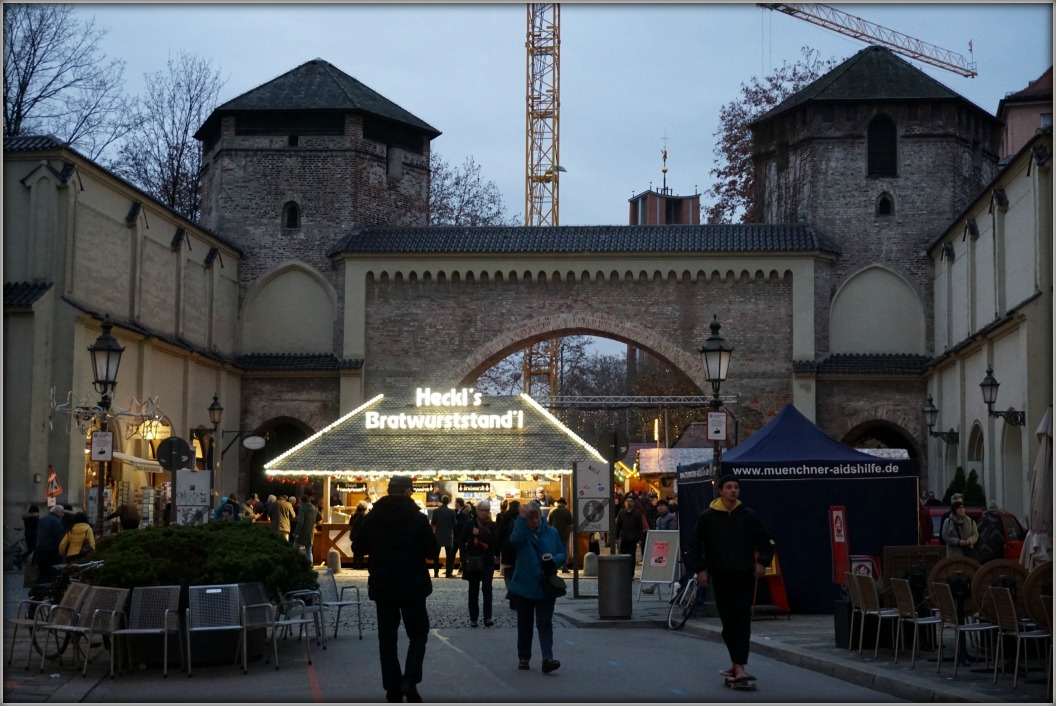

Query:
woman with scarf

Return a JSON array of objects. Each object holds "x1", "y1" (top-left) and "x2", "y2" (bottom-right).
[
  {"x1": 941, "y1": 500, "x2": 979, "y2": 557},
  {"x1": 459, "y1": 500, "x2": 497, "y2": 627},
  {"x1": 507, "y1": 500, "x2": 565, "y2": 674}
]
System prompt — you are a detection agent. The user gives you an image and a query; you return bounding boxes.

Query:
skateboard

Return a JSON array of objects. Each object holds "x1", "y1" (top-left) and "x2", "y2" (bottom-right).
[{"x1": 724, "y1": 675, "x2": 757, "y2": 691}]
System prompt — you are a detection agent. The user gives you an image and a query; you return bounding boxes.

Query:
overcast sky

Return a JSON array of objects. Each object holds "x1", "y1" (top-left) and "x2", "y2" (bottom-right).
[{"x1": 76, "y1": 2, "x2": 1052, "y2": 227}]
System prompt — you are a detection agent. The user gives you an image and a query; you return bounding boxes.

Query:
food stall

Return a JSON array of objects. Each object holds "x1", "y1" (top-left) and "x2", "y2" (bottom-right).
[{"x1": 263, "y1": 389, "x2": 605, "y2": 567}]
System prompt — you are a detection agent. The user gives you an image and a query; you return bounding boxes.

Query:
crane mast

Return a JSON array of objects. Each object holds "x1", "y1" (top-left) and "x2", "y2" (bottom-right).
[
  {"x1": 523, "y1": 3, "x2": 561, "y2": 398},
  {"x1": 760, "y1": 3, "x2": 977, "y2": 78}
]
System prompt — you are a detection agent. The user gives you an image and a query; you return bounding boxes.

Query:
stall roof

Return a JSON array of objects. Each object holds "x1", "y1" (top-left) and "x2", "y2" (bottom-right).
[
  {"x1": 264, "y1": 392, "x2": 607, "y2": 478},
  {"x1": 637, "y1": 447, "x2": 713, "y2": 475}
]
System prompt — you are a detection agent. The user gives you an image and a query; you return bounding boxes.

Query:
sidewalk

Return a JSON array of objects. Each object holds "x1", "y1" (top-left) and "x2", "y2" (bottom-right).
[{"x1": 3, "y1": 569, "x2": 1051, "y2": 703}]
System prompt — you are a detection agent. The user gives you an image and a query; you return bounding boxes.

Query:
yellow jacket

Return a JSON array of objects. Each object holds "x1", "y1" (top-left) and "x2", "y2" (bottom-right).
[{"x1": 58, "y1": 522, "x2": 96, "y2": 558}]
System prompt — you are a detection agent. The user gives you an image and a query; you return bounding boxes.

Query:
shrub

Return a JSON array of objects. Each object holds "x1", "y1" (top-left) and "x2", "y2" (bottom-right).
[{"x1": 89, "y1": 522, "x2": 317, "y2": 598}]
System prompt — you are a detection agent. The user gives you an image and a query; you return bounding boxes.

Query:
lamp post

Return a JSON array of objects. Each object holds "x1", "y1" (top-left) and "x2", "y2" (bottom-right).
[
  {"x1": 979, "y1": 366, "x2": 1026, "y2": 426},
  {"x1": 699, "y1": 315, "x2": 734, "y2": 482},
  {"x1": 208, "y1": 394, "x2": 224, "y2": 510},
  {"x1": 88, "y1": 315, "x2": 124, "y2": 528},
  {"x1": 923, "y1": 395, "x2": 959, "y2": 444}
]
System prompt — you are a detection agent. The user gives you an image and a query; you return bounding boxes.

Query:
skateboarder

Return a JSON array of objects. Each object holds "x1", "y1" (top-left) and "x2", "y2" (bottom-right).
[{"x1": 687, "y1": 474, "x2": 775, "y2": 686}]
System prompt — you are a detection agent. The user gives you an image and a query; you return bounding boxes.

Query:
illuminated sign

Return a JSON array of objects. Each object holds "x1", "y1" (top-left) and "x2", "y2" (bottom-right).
[
  {"x1": 458, "y1": 482, "x2": 492, "y2": 492},
  {"x1": 365, "y1": 387, "x2": 524, "y2": 431}
]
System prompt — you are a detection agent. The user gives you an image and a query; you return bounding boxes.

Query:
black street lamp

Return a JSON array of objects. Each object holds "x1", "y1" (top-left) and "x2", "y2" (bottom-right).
[
  {"x1": 923, "y1": 395, "x2": 959, "y2": 444},
  {"x1": 979, "y1": 366, "x2": 1026, "y2": 426},
  {"x1": 699, "y1": 315, "x2": 734, "y2": 483},
  {"x1": 208, "y1": 394, "x2": 224, "y2": 509},
  {"x1": 87, "y1": 315, "x2": 124, "y2": 529}
]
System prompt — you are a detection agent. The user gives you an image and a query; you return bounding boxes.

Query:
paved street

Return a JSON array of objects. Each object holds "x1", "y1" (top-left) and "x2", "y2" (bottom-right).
[{"x1": 3, "y1": 568, "x2": 1051, "y2": 703}]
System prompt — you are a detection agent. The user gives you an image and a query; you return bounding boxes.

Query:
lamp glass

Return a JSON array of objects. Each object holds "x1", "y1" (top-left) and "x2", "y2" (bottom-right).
[
  {"x1": 698, "y1": 315, "x2": 733, "y2": 384},
  {"x1": 208, "y1": 394, "x2": 224, "y2": 426},
  {"x1": 979, "y1": 366, "x2": 999, "y2": 406},
  {"x1": 88, "y1": 317, "x2": 125, "y2": 395},
  {"x1": 923, "y1": 396, "x2": 939, "y2": 428}
]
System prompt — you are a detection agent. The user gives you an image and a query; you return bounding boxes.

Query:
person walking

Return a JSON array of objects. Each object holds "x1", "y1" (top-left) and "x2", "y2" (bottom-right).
[
  {"x1": 507, "y1": 500, "x2": 565, "y2": 673},
  {"x1": 459, "y1": 500, "x2": 497, "y2": 627},
  {"x1": 941, "y1": 500, "x2": 979, "y2": 558},
  {"x1": 496, "y1": 500, "x2": 521, "y2": 586},
  {"x1": 430, "y1": 495, "x2": 457, "y2": 578},
  {"x1": 353, "y1": 475, "x2": 440, "y2": 703},
  {"x1": 292, "y1": 494, "x2": 320, "y2": 565},
  {"x1": 545, "y1": 498, "x2": 573, "y2": 572},
  {"x1": 58, "y1": 511, "x2": 96, "y2": 560},
  {"x1": 105, "y1": 502, "x2": 141, "y2": 531},
  {"x1": 614, "y1": 496, "x2": 646, "y2": 557},
  {"x1": 687, "y1": 474, "x2": 775, "y2": 684},
  {"x1": 34, "y1": 504, "x2": 65, "y2": 582},
  {"x1": 348, "y1": 500, "x2": 370, "y2": 569},
  {"x1": 270, "y1": 494, "x2": 296, "y2": 542},
  {"x1": 22, "y1": 504, "x2": 40, "y2": 563}
]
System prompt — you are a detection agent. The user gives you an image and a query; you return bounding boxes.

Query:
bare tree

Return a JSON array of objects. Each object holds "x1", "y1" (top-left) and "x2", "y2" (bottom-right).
[
  {"x1": 110, "y1": 51, "x2": 225, "y2": 223},
  {"x1": 3, "y1": 3, "x2": 133, "y2": 160},
  {"x1": 429, "y1": 153, "x2": 518, "y2": 226},
  {"x1": 703, "y1": 47, "x2": 838, "y2": 224}
]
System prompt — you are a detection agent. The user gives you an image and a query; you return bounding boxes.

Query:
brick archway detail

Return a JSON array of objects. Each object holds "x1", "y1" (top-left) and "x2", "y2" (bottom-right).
[{"x1": 449, "y1": 311, "x2": 706, "y2": 390}]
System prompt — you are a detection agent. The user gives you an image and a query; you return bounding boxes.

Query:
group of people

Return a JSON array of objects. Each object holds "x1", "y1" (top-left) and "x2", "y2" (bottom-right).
[
  {"x1": 28, "y1": 504, "x2": 98, "y2": 582},
  {"x1": 613, "y1": 489, "x2": 679, "y2": 558},
  {"x1": 351, "y1": 477, "x2": 569, "y2": 702}
]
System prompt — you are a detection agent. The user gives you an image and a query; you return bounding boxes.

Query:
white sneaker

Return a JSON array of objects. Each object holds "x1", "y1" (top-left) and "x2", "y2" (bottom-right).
[{"x1": 671, "y1": 581, "x2": 681, "y2": 593}]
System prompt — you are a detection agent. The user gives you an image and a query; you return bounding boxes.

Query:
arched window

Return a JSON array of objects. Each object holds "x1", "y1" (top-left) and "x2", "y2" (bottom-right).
[
  {"x1": 876, "y1": 193, "x2": 894, "y2": 216},
  {"x1": 867, "y1": 115, "x2": 898, "y2": 177},
  {"x1": 282, "y1": 201, "x2": 300, "y2": 229}
]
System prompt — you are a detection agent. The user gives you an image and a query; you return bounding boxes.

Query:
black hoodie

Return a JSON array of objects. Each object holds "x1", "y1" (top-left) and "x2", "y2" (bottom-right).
[{"x1": 353, "y1": 494, "x2": 440, "y2": 602}]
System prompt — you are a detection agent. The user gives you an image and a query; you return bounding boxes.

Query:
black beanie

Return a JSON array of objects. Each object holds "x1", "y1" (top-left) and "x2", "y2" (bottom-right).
[{"x1": 717, "y1": 473, "x2": 739, "y2": 489}]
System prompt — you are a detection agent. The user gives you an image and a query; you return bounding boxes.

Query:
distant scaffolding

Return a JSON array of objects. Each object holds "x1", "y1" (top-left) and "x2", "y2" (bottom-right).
[{"x1": 525, "y1": 3, "x2": 561, "y2": 226}]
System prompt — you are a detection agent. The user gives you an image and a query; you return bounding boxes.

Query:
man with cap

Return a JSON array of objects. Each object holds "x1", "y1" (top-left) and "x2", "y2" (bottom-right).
[
  {"x1": 353, "y1": 475, "x2": 440, "y2": 703},
  {"x1": 687, "y1": 474, "x2": 775, "y2": 685}
]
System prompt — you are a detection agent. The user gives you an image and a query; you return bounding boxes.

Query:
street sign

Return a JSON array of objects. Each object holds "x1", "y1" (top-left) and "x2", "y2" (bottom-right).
[
  {"x1": 44, "y1": 465, "x2": 62, "y2": 497},
  {"x1": 576, "y1": 498, "x2": 609, "y2": 533},
  {"x1": 707, "y1": 411, "x2": 728, "y2": 441},
  {"x1": 573, "y1": 460, "x2": 609, "y2": 499},
  {"x1": 595, "y1": 430, "x2": 629, "y2": 463},
  {"x1": 157, "y1": 436, "x2": 194, "y2": 471},
  {"x1": 90, "y1": 431, "x2": 114, "y2": 462},
  {"x1": 242, "y1": 435, "x2": 266, "y2": 450}
]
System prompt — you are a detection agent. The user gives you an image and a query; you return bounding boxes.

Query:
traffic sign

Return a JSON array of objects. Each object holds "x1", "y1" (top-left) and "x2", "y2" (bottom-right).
[
  {"x1": 577, "y1": 498, "x2": 609, "y2": 533},
  {"x1": 595, "y1": 430, "x2": 629, "y2": 463},
  {"x1": 157, "y1": 436, "x2": 194, "y2": 471},
  {"x1": 44, "y1": 465, "x2": 62, "y2": 497}
]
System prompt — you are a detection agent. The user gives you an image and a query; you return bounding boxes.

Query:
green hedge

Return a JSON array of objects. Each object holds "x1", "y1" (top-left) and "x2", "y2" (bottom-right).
[{"x1": 88, "y1": 522, "x2": 317, "y2": 598}]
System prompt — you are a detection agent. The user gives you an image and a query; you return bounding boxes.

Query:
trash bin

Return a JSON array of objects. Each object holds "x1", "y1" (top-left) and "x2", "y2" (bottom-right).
[{"x1": 597, "y1": 554, "x2": 634, "y2": 619}]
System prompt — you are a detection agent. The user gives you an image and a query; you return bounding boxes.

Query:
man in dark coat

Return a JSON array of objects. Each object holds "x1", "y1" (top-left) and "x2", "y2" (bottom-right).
[
  {"x1": 614, "y1": 496, "x2": 646, "y2": 557},
  {"x1": 35, "y1": 504, "x2": 66, "y2": 581},
  {"x1": 430, "y1": 495, "x2": 457, "y2": 578},
  {"x1": 546, "y1": 498, "x2": 574, "y2": 572},
  {"x1": 353, "y1": 475, "x2": 440, "y2": 703},
  {"x1": 688, "y1": 474, "x2": 775, "y2": 684}
]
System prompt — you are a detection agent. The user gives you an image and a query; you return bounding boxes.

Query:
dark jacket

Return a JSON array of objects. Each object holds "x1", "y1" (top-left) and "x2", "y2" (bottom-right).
[
  {"x1": 36, "y1": 512, "x2": 65, "y2": 553},
  {"x1": 458, "y1": 514, "x2": 497, "y2": 570},
  {"x1": 353, "y1": 494, "x2": 440, "y2": 602},
  {"x1": 431, "y1": 503, "x2": 457, "y2": 547},
  {"x1": 614, "y1": 506, "x2": 646, "y2": 542},
  {"x1": 496, "y1": 505, "x2": 520, "y2": 566},
  {"x1": 688, "y1": 497, "x2": 775, "y2": 574},
  {"x1": 546, "y1": 504, "x2": 573, "y2": 542}
]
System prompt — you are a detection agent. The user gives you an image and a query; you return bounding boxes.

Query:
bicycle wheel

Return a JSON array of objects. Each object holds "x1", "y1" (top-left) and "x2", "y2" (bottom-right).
[
  {"x1": 31, "y1": 627, "x2": 71, "y2": 660},
  {"x1": 667, "y1": 580, "x2": 696, "y2": 630}
]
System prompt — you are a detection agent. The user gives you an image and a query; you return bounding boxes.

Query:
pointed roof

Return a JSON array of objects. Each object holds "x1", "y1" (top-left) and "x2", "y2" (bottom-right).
[
  {"x1": 722, "y1": 403, "x2": 882, "y2": 465},
  {"x1": 263, "y1": 392, "x2": 606, "y2": 478},
  {"x1": 195, "y1": 58, "x2": 439, "y2": 140},
  {"x1": 752, "y1": 45, "x2": 998, "y2": 127}
]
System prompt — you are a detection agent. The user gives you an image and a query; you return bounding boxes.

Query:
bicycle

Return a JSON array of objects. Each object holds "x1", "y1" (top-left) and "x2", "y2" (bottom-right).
[
  {"x1": 26, "y1": 560, "x2": 105, "y2": 659},
  {"x1": 4, "y1": 526, "x2": 30, "y2": 570},
  {"x1": 667, "y1": 573, "x2": 706, "y2": 630}
]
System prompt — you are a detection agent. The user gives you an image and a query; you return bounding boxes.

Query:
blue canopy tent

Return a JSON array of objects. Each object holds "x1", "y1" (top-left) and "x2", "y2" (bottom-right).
[{"x1": 676, "y1": 404, "x2": 918, "y2": 613}]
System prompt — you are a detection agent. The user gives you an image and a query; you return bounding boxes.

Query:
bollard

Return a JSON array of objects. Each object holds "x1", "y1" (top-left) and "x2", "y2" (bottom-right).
[
  {"x1": 597, "y1": 554, "x2": 634, "y2": 618},
  {"x1": 327, "y1": 549, "x2": 341, "y2": 572},
  {"x1": 583, "y1": 551, "x2": 598, "y2": 577}
]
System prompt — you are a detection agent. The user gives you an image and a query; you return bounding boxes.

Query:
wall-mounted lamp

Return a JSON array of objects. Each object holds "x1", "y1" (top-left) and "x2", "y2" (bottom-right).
[
  {"x1": 979, "y1": 365, "x2": 1026, "y2": 426},
  {"x1": 923, "y1": 395, "x2": 959, "y2": 444}
]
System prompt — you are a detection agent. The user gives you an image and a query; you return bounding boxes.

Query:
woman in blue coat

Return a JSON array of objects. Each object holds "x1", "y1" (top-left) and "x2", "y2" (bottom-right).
[{"x1": 507, "y1": 500, "x2": 566, "y2": 673}]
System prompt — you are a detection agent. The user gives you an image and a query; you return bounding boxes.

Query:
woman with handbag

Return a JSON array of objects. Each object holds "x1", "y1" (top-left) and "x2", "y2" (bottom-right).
[
  {"x1": 459, "y1": 500, "x2": 497, "y2": 627},
  {"x1": 507, "y1": 500, "x2": 566, "y2": 674},
  {"x1": 58, "y1": 511, "x2": 95, "y2": 560}
]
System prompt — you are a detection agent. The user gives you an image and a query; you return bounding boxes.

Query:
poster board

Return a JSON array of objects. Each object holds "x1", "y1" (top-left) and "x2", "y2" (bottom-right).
[
  {"x1": 638, "y1": 530, "x2": 679, "y2": 600},
  {"x1": 174, "y1": 468, "x2": 211, "y2": 525}
]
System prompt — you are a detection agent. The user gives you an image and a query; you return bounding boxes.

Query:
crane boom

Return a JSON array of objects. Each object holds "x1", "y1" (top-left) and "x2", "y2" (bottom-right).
[{"x1": 760, "y1": 3, "x2": 977, "y2": 78}]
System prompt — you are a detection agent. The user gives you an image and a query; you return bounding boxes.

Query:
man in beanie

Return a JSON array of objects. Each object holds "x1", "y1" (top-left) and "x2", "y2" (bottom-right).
[
  {"x1": 687, "y1": 474, "x2": 775, "y2": 684},
  {"x1": 353, "y1": 475, "x2": 440, "y2": 703}
]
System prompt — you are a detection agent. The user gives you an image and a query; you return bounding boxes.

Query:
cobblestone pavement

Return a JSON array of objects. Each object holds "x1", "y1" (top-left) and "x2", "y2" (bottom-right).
[{"x1": 4, "y1": 567, "x2": 1052, "y2": 703}]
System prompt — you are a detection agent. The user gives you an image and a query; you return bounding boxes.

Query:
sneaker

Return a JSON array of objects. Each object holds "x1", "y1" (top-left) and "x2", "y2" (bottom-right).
[
  {"x1": 542, "y1": 658, "x2": 561, "y2": 674},
  {"x1": 518, "y1": 659, "x2": 530, "y2": 670},
  {"x1": 484, "y1": 619, "x2": 494, "y2": 627},
  {"x1": 718, "y1": 668, "x2": 734, "y2": 678},
  {"x1": 471, "y1": 620, "x2": 479, "y2": 627}
]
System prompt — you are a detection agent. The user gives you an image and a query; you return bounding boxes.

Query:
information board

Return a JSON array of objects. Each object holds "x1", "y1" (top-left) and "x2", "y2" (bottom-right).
[
  {"x1": 174, "y1": 468, "x2": 211, "y2": 525},
  {"x1": 573, "y1": 460, "x2": 609, "y2": 499},
  {"x1": 639, "y1": 530, "x2": 680, "y2": 589}
]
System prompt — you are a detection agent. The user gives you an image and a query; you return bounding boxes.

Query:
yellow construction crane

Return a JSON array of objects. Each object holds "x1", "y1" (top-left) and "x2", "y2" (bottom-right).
[
  {"x1": 759, "y1": 3, "x2": 977, "y2": 78},
  {"x1": 523, "y1": 3, "x2": 561, "y2": 397}
]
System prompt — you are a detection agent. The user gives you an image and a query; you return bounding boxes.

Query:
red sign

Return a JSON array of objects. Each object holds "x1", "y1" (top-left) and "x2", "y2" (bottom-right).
[
  {"x1": 829, "y1": 506, "x2": 849, "y2": 584},
  {"x1": 45, "y1": 465, "x2": 63, "y2": 497}
]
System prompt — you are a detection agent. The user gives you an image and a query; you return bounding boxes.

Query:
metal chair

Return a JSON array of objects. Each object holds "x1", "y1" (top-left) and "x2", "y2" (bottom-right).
[
  {"x1": 111, "y1": 585, "x2": 183, "y2": 678},
  {"x1": 241, "y1": 597, "x2": 314, "y2": 671},
  {"x1": 7, "y1": 581, "x2": 90, "y2": 670},
  {"x1": 891, "y1": 577, "x2": 941, "y2": 667},
  {"x1": 283, "y1": 585, "x2": 327, "y2": 649},
  {"x1": 184, "y1": 584, "x2": 242, "y2": 677},
  {"x1": 36, "y1": 585, "x2": 130, "y2": 676},
  {"x1": 931, "y1": 580, "x2": 997, "y2": 676},
  {"x1": 989, "y1": 585, "x2": 1051, "y2": 688},
  {"x1": 315, "y1": 567, "x2": 363, "y2": 639},
  {"x1": 853, "y1": 573, "x2": 898, "y2": 658},
  {"x1": 844, "y1": 571, "x2": 863, "y2": 651}
]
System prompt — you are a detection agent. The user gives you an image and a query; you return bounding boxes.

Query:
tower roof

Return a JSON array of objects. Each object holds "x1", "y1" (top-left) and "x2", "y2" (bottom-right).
[
  {"x1": 194, "y1": 58, "x2": 440, "y2": 140},
  {"x1": 752, "y1": 45, "x2": 999, "y2": 127}
]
